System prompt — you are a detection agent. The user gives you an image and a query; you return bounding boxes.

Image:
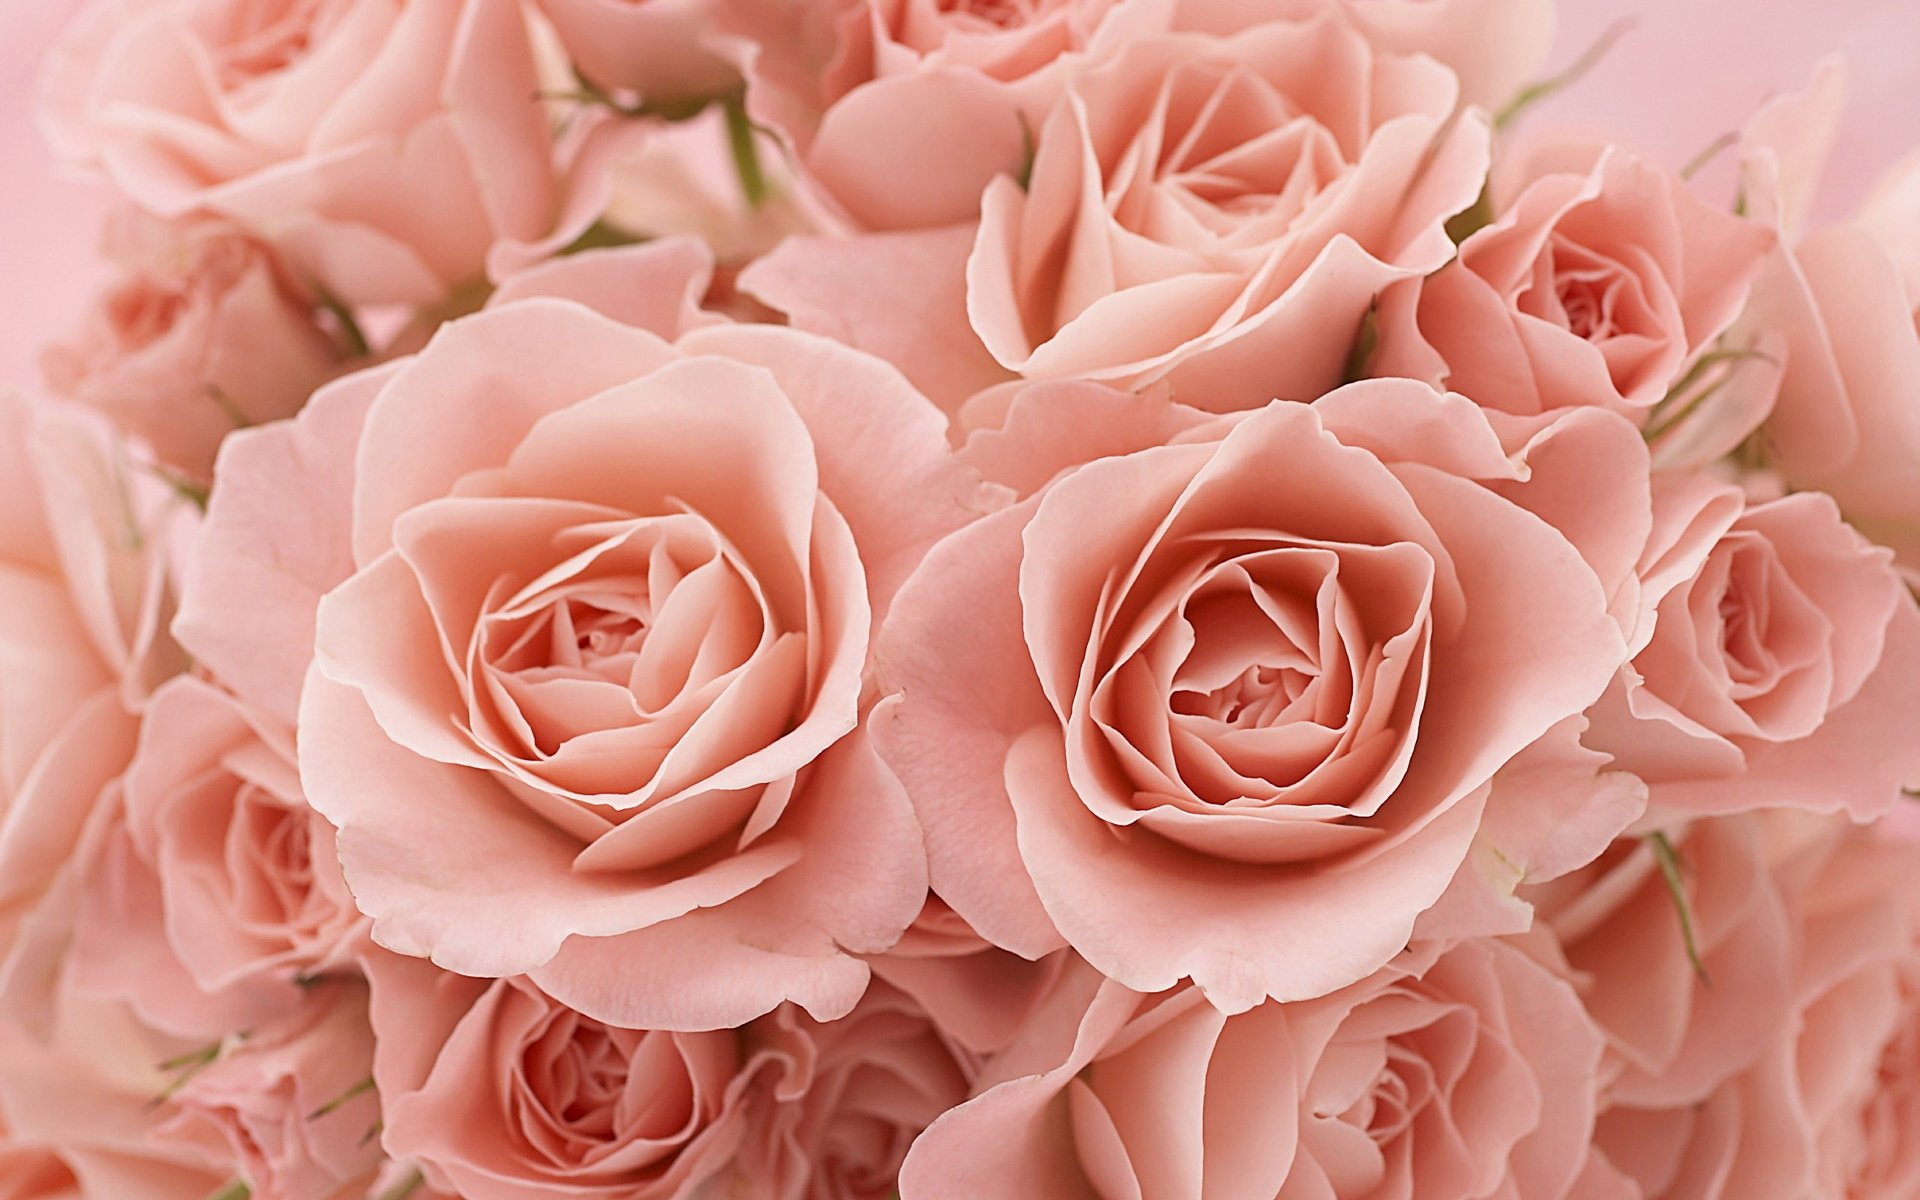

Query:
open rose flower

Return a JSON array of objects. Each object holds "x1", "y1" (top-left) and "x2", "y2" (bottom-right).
[
  {"x1": 65, "y1": 674, "x2": 364, "y2": 1040},
  {"x1": 1369, "y1": 145, "x2": 1773, "y2": 430},
  {"x1": 1583, "y1": 474, "x2": 1920, "y2": 819},
  {"x1": 965, "y1": 9, "x2": 1489, "y2": 409},
  {"x1": 265, "y1": 292, "x2": 994, "y2": 1030},
  {"x1": 145, "y1": 980, "x2": 385, "y2": 1200},
  {"x1": 1580, "y1": 815, "x2": 1920, "y2": 1198},
  {"x1": 900, "y1": 941, "x2": 1609, "y2": 1200},
  {"x1": 1750, "y1": 148, "x2": 1920, "y2": 580},
  {"x1": 42, "y1": 211, "x2": 348, "y2": 484},
  {"x1": 0, "y1": 789, "x2": 366, "y2": 1200},
  {"x1": 732, "y1": 0, "x2": 1114, "y2": 232},
  {"x1": 0, "y1": 1000, "x2": 228, "y2": 1200},
  {"x1": 1523, "y1": 816, "x2": 1796, "y2": 1114},
  {"x1": 876, "y1": 380, "x2": 1629, "y2": 1010},
  {"x1": 0, "y1": 395, "x2": 188, "y2": 964},
  {"x1": 41, "y1": 0, "x2": 594, "y2": 305},
  {"x1": 737, "y1": 0, "x2": 1544, "y2": 415},
  {"x1": 366, "y1": 952, "x2": 971, "y2": 1199},
  {"x1": 1, "y1": 916, "x2": 384, "y2": 1200}
]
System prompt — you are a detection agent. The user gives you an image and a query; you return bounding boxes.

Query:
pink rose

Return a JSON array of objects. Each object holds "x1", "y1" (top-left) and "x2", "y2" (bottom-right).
[
  {"x1": 1524, "y1": 817, "x2": 1796, "y2": 1112},
  {"x1": 1, "y1": 936, "x2": 384, "y2": 1200},
  {"x1": 0, "y1": 982, "x2": 230, "y2": 1200},
  {"x1": 1750, "y1": 149, "x2": 1920, "y2": 580},
  {"x1": 0, "y1": 395, "x2": 187, "y2": 964},
  {"x1": 1584, "y1": 474, "x2": 1920, "y2": 820},
  {"x1": 41, "y1": 0, "x2": 595, "y2": 305},
  {"x1": 146, "y1": 980, "x2": 385, "y2": 1200},
  {"x1": 42, "y1": 211, "x2": 348, "y2": 484},
  {"x1": 536, "y1": 0, "x2": 739, "y2": 103},
  {"x1": 0, "y1": 809, "x2": 311, "y2": 1200},
  {"x1": 65, "y1": 674, "x2": 365, "y2": 1040},
  {"x1": 900, "y1": 941, "x2": 1609, "y2": 1200},
  {"x1": 1369, "y1": 146, "x2": 1773, "y2": 432},
  {"x1": 1579, "y1": 815, "x2": 1920, "y2": 1198},
  {"x1": 737, "y1": 3, "x2": 1533, "y2": 418},
  {"x1": 733, "y1": 0, "x2": 1114, "y2": 231},
  {"x1": 964, "y1": 9, "x2": 1489, "y2": 409},
  {"x1": 238, "y1": 289, "x2": 996, "y2": 1030},
  {"x1": 876, "y1": 380, "x2": 1630, "y2": 1010},
  {"x1": 365, "y1": 952, "x2": 971, "y2": 1199}
]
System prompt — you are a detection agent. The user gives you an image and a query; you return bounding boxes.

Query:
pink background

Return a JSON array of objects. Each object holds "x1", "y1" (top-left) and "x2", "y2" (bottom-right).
[{"x1": 3, "y1": 0, "x2": 1917, "y2": 391}]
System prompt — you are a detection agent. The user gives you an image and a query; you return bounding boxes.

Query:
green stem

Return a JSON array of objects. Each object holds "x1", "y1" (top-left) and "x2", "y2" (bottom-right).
[
  {"x1": 1648, "y1": 832, "x2": 1711, "y2": 987},
  {"x1": 377, "y1": 1166, "x2": 426, "y2": 1200},
  {"x1": 1679, "y1": 130, "x2": 1739, "y2": 182},
  {"x1": 308, "y1": 1076, "x2": 376, "y2": 1120},
  {"x1": 316, "y1": 290, "x2": 370, "y2": 358},
  {"x1": 1341, "y1": 304, "x2": 1380, "y2": 385},
  {"x1": 1494, "y1": 19, "x2": 1636, "y2": 131},
  {"x1": 723, "y1": 93, "x2": 769, "y2": 209}
]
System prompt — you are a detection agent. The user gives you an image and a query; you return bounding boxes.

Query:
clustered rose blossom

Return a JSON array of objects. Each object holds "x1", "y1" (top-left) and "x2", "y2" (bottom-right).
[{"x1": 3, "y1": 1, "x2": 1919, "y2": 1198}]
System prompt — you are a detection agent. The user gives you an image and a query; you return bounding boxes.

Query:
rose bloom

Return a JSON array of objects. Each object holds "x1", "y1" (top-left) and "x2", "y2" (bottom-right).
[
  {"x1": 0, "y1": 977, "x2": 229, "y2": 1200},
  {"x1": 733, "y1": 0, "x2": 1550, "y2": 234},
  {"x1": 738, "y1": 0, "x2": 1550, "y2": 416},
  {"x1": 900, "y1": 941, "x2": 1609, "y2": 1200},
  {"x1": 43, "y1": 210, "x2": 347, "y2": 484},
  {"x1": 1523, "y1": 817, "x2": 1796, "y2": 1117},
  {"x1": 1582, "y1": 471, "x2": 1920, "y2": 819},
  {"x1": 0, "y1": 728, "x2": 381, "y2": 1200},
  {"x1": 1751, "y1": 148, "x2": 1920, "y2": 581},
  {"x1": 876, "y1": 378, "x2": 1633, "y2": 1011},
  {"x1": 145, "y1": 981, "x2": 386, "y2": 1200},
  {"x1": 0, "y1": 395, "x2": 188, "y2": 963},
  {"x1": 965, "y1": 8, "x2": 1489, "y2": 409},
  {"x1": 41, "y1": 0, "x2": 598, "y2": 305},
  {"x1": 1558, "y1": 815, "x2": 1920, "y2": 1198},
  {"x1": 365, "y1": 952, "x2": 971, "y2": 1200},
  {"x1": 1369, "y1": 145, "x2": 1773, "y2": 432},
  {"x1": 0, "y1": 923, "x2": 383, "y2": 1200},
  {"x1": 64, "y1": 674, "x2": 365, "y2": 1040},
  {"x1": 732, "y1": 0, "x2": 1115, "y2": 232},
  {"x1": 184, "y1": 253, "x2": 993, "y2": 1029}
]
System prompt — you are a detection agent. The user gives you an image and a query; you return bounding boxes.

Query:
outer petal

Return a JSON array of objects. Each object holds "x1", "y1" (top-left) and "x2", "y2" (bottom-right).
[
  {"x1": 298, "y1": 668, "x2": 797, "y2": 977},
  {"x1": 740, "y1": 224, "x2": 1013, "y2": 413},
  {"x1": 348, "y1": 299, "x2": 678, "y2": 564},
  {"x1": 487, "y1": 238, "x2": 724, "y2": 341},
  {"x1": 870, "y1": 502, "x2": 1064, "y2": 959},
  {"x1": 174, "y1": 367, "x2": 389, "y2": 727},
  {"x1": 1007, "y1": 724, "x2": 1489, "y2": 1010},
  {"x1": 529, "y1": 731, "x2": 926, "y2": 1030},
  {"x1": 675, "y1": 323, "x2": 1009, "y2": 616}
]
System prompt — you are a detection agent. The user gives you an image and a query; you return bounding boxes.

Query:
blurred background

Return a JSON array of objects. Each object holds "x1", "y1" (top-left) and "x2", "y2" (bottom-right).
[{"x1": 4, "y1": 0, "x2": 1917, "y2": 390}]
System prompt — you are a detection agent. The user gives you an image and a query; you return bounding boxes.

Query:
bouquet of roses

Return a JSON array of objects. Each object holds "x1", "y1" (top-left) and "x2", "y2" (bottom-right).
[{"x1": 3, "y1": 0, "x2": 1918, "y2": 1197}]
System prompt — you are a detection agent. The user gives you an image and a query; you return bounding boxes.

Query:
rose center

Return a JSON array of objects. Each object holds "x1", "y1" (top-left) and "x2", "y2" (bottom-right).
[
  {"x1": 1172, "y1": 662, "x2": 1315, "y2": 728},
  {"x1": 494, "y1": 590, "x2": 655, "y2": 685},
  {"x1": 229, "y1": 789, "x2": 321, "y2": 934}
]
